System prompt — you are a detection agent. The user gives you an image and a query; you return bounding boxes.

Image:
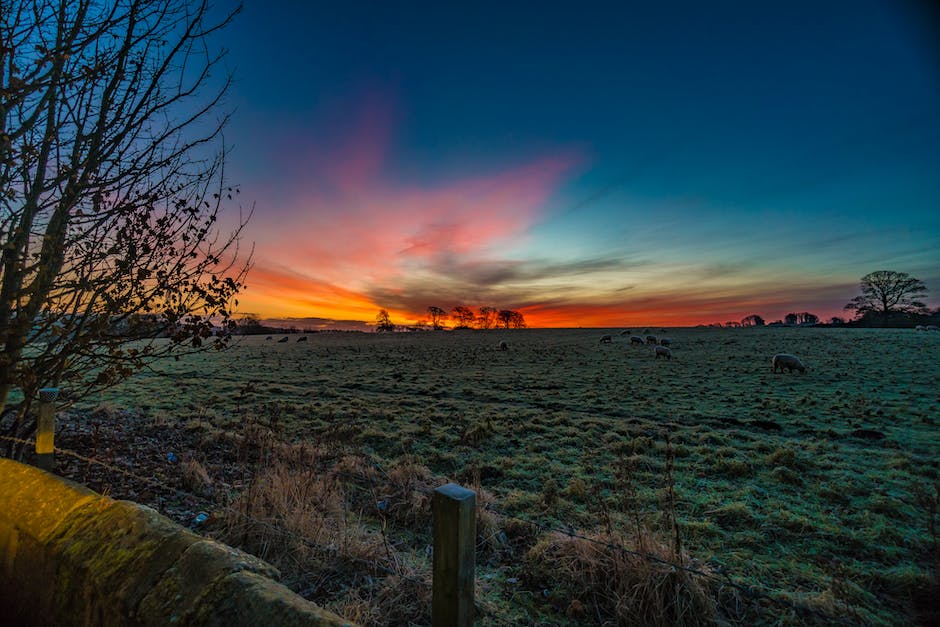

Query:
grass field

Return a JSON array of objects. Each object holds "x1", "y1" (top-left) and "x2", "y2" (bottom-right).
[{"x1": 83, "y1": 327, "x2": 939, "y2": 624}]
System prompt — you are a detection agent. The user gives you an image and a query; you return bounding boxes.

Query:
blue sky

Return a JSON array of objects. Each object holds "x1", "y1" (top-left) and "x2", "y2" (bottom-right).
[{"x1": 212, "y1": 0, "x2": 940, "y2": 327}]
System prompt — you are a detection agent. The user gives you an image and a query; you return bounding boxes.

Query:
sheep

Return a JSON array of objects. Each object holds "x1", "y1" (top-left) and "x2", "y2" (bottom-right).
[
  {"x1": 772, "y1": 353, "x2": 806, "y2": 374},
  {"x1": 659, "y1": 338, "x2": 671, "y2": 346},
  {"x1": 646, "y1": 335, "x2": 657, "y2": 345},
  {"x1": 497, "y1": 340, "x2": 508, "y2": 351},
  {"x1": 654, "y1": 346, "x2": 672, "y2": 360},
  {"x1": 297, "y1": 335, "x2": 308, "y2": 342},
  {"x1": 277, "y1": 336, "x2": 289, "y2": 343},
  {"x1": 265, "y1": 336, "x2": 272, "y2": 341},
  {"x1": 630, "y1": 335, "x2": 644, "y2": 345},
  {"x1": 619, "y1": 329, "x2": 631, "y2": 336},
  {"x1": 915, "y1": 325, "x2": 926, "y2": 331},
  {"x1": 599, "y1": 334, "x2": 612, "y2": 344}
]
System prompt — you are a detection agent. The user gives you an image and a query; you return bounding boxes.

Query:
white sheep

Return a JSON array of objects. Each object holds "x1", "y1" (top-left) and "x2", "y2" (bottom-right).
[
  {"x1": 659, "y1": 338, "x2": 671, "y2": 346},
  {"x1": 915, "y1": 325, "x2": 926, "y2": 331},
  {"x1": 630, "y1": 335, "x2": 644, "y2": 345},
  {"x1": 646, "y1": 335, "x2": 657, "y2": 345},
  {"x1": 654, "y1": 346, "x2": 672, "y2": 360},
  {"x1": 599, "y1": 334, "x2": 612, "y2": 344},
  {"x1": 497, "y1": 340, "x2": 508, "y2": 351},
  {"x1": 772, "y1": 353, "x2": 806, "y2": 374}
]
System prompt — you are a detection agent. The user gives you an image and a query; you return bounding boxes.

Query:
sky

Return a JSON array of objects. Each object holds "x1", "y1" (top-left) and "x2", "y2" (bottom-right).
[{"x1": 211, "y1": 0, "x2": 940, "y2": 329}]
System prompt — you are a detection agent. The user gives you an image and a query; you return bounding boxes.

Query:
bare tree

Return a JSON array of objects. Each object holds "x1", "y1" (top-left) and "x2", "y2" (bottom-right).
[
  {"x1": 845, "y1": 270, "x2": 928, "y2": 324},
  {"x1": 798, "y1": 312, "x2": 818, "y2": 325},
  {"x1": 450, "y1": 305, "x2": 474, "y2": 329},
  {"x1": 740, "y1": 314, "x2": 765, "y2": 327},
  {"x1": 476, "y1": 305, "x2": 497, "y2": 329},
  {"x1": 426, "y1": 306, "x2": 446, "y2": 330},
  {"x1": 375, "y1": 308, "x2": 394, "y2": 332},
  {"x1": 496, "y1": 309, "x2": 526, "y2": 329},
  {"x1": 1, "y1": 1, "x2": 250, "y2": 447}
]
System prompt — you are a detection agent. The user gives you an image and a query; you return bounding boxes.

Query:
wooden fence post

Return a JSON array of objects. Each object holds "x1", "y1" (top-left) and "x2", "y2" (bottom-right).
[
  {"x1": 35, "y1": 388, "x2": 59, "y2": 472},
  {"x1": 432, "y1": 482, "x2": 476, "y2": 627}
]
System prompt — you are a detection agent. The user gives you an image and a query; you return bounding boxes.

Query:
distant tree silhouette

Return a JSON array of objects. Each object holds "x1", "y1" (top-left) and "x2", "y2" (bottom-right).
[
  {"x1": 784, "y1": 312, "x2": 818, "y2": 325},
  {"x1": 476, "y1": 306, "x2": 498, "y2": 329},
  {"x1": 451, "y1": 306, "x2": 475, "y2": 329},
  {"x1": 238, "y1": 315, "x2": 264, "y2": 335},
  {"x1": 375, "y1": 309, "x2": 395, "y2": 332},
  {"x1": 496, "y1": 309, "x2": 526, "y2": 329},
  {"x1": 427, "y1": 306, "x2": 447, "y2": 330},
  {"x1": 725, "y1": 321, "x2": 740, "y2": 328},
  {"x1": 845, "y1": 270, "x2": 928, "y2": 325},
  {"x1": 799, "y1": 312, "x2": 819, "y2": 325},
  {"x1": 828, "y1": 317, "x2": 845, "y2": 325},
  {"x1": 740, "y1": 314, "x2": 765, "y2": 327}
]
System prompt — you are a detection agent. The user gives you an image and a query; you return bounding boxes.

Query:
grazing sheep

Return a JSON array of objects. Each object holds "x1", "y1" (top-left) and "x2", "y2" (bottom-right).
[
  {"x1": 915, "y1": 325, "x2": 926, "y2": 331},
  {"x1": 630, "y1": 335, "x2": 644, "y2": 345},
  {"x1": 772, "y1": 353, "x2": 806, "y2": 374},
  {"x1": 497, "y1": 340, "x2": 508, "y2": 351},
  {"x1": 927, "y1": 325, "x2": 939, "y2": 331},
  {"x1": 599, "y1": 334, "x2": 613, "y2": 344},
  {"x1": 654, "y1": 346, "x2": 672, "y2": 360},
  {"x1": 297, "y1": 335, "x2": 308, "y2": 342},
  {"x1": 265, "y1": 336, "x2": 272, "y2": 341},
  {"x1": 659, "y1": 338, "x2": 671, "y2": 346},
  {"x1": 646, "y1": 335, "x2": 657, "y2": 345},
  {"x1": 277, "y1": 336, "x2": 289, "y2": 343},
  {"x1": 619, "y1": 330, "x2": 630, "y2": 336}
]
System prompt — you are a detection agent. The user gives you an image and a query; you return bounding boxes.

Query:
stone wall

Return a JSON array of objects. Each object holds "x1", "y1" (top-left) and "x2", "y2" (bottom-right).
[{"x1": 0, "y1": 458, "x2": 354, "y2": 626}]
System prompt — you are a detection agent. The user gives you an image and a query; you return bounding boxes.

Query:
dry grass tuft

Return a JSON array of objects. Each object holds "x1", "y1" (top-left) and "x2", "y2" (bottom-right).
[
  {"x1": 378, "y1": 458, "x2": 436, "y2": 526},
  {"x1": 524, "y1": 528, "x2": 717, "y2": 626},
  {"x1": 330, "y1": 573, "x2": 432, "y2": 626},
  {"x1": 180, "y1": 458, "x2": 213, "y2": 496}
]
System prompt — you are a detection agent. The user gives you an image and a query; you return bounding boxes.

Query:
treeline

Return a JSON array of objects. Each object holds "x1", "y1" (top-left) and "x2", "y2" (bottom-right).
[
  {"x1": 707, "y1": 271, "x2": 937, "y2": 329},
  {"x1": 705, "y1": 312, "x2": 825, "y2": 328},
  {"x1": 376, "y1": 306, "x2": 526, "y2": 332}
]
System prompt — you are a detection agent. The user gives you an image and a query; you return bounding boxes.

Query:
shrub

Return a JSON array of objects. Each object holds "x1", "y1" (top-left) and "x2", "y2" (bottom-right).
[{"x1": 523, "y1": 528, "x2": 717, "y2": 626}]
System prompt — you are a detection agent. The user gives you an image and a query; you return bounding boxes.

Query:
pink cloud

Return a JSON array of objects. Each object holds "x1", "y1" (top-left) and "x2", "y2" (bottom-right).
[{"x1": 246, "y1": 96, "x2": 581, "y2": 316}]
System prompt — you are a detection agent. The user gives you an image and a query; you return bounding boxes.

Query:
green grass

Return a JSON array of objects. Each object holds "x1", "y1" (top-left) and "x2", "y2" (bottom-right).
[{"x1": 84, "y1": 326, "x2": 940, "y2": 623}]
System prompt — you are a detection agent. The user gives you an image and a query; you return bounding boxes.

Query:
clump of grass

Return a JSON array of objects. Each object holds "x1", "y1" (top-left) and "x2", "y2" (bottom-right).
[
  {"x1": 180, "y1": 458, "x2": 213, "y2": 496},
  {"x1": 329, "y1": 574, "x2": 432, "y2": 626},
  {"x1": 462, "y1": 417, "x2": 494, "y2": 446},
  {"x1": 708, "y1": 502, "x2": 755, "y2": 527},
  {"x1": 523, "y1": 528, "x2": 717, "y2": 626},
  {"x1": 541, "y1": 478, "x2": 560, "y2": 509},
  {"x1": 715, "y1": 456, "x2": 752, "y2": 478},
  {"x1": 764, "y1": 445, "x2": 809, "y2": 470},
  {"x1": 378, "y1": 457, "x2": 436, "y2": 527},
  {"x1": 565, "y1": 477, "x2": 588, "y2": 499},
  {"x1": 771, "y1": 465, "x2": 803, "y2": 486}
]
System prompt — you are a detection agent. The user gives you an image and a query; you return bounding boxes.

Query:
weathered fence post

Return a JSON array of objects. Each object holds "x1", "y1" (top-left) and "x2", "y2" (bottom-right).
[
  {"x1": 35, "y1": 388, "x2": 59, "y2": 472},
  {"x1": 432, "y1": 482, "x2": 476, "y2": 627}
]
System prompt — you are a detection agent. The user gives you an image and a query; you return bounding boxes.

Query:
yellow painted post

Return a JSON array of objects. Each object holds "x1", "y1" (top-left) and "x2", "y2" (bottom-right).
[
  {"x1": 432, "y1": 482, "x2": 476, "y2": 627},
  {"x1": 35, "y1": 387, "x2": 59, "y2": 472}
]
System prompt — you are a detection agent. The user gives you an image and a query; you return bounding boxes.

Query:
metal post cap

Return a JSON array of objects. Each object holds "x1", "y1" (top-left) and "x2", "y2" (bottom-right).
[{"x1": 38, "y1": 388, "x2": 60, "y2": 402}]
